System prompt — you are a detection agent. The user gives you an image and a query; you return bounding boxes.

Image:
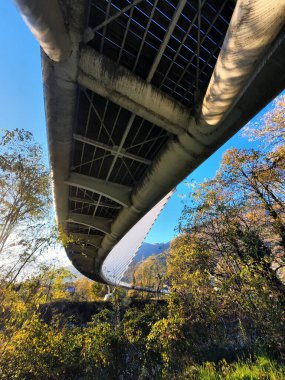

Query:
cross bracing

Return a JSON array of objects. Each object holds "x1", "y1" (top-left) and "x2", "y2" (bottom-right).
[{"x1": 14, "y1": 0, "x2": 285, "y2": 287}]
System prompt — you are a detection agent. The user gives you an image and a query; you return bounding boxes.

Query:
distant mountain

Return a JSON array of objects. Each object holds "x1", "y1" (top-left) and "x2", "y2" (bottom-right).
[{"x1": 134, "y1": 242, "x2": 170, "y2": 263}]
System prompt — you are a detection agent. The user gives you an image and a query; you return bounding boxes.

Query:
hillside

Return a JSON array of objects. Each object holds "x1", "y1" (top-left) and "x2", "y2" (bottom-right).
[
  {"x1": 122, "y1": 242, "x2": 169, "y2": 283},
  {"x1": 134, "y1": 241, "x2": 170, "y2": 262}
]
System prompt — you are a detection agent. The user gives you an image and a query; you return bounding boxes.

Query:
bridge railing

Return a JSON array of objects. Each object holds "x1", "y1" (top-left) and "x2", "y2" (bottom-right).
[{"x1": 100, "y1": 191, "x2": 174, "y2": 291}]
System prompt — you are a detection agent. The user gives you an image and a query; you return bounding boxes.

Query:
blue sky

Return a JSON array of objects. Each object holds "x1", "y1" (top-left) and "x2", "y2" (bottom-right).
[{"x1": 1, "y1": 2, "x2": 283, "y2": 245}]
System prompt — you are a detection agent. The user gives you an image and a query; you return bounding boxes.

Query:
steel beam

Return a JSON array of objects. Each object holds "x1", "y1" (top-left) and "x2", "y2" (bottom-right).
[
  {"x1": 70, "y1": 258, "x2": 93, "y2": 276},
  {"x1": 78, "y1": 46, "x2": 193, "y2": 135},
  {"x1": 66, "y1": 213, "x2": 112, "y2": 234},
  {"x1": 71, "y1": 255, "x2": 95, "y2": 269},
  {"x1": 73, "y1": 134, "x2": 151, "y2": 165},
  {"x1": 31, "y1": 0, "x2": 285, "y2": 287},
  {"x1": 96, "y1": 31, "x2": 285, "y2": 264},
  {"x1": 85, "y1": 0, "x2": 145, "y2": 41},
  {"x1": 69, "y1": 196, "x2": 121, "y2": 209},
  {"x1": 146, "y1": 0, "x2": 187, "y2": 81},
  {"x1": 67, "y1": 243, "x2": 98, "y2": 257},
  {"x1": 65, "y1": 172, "x2": 132, "y2": 207},
  {"x1": 68, "y1": 233, "x2": 104, "y2": 247}
]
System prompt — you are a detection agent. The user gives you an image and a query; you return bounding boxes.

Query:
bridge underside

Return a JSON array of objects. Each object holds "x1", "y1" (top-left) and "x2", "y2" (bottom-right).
[{"x1": 15, "y1": 0, "x2": 285, "y2": 282}]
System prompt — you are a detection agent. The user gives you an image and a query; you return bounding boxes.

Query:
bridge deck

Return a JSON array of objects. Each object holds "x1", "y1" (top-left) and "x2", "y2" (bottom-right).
[
  {"x1": 14, "y1": 0, "x2": 285, "y2": 283},
  {"x1": 69, "y1": 0, "x2": 233, "y2": 232}
]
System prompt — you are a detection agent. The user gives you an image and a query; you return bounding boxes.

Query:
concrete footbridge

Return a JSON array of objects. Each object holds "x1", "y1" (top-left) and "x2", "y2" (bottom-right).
[{"x1": 14, "y1": 0, "x2": 285, "y2": 286}]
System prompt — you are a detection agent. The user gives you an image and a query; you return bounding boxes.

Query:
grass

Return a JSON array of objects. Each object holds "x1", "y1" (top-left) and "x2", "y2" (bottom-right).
[{"x1": 180, "y1": 354, "x2": 285, "y2": 380}]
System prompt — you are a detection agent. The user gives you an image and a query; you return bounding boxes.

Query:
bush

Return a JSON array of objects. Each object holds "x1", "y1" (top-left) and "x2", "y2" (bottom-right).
[{"x1": 180, "y1": 354, "x2": 285, "y2": 380}]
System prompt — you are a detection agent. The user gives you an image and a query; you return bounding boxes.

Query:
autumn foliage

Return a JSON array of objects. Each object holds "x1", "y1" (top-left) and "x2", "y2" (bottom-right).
[{"x1": 0, "y1": 95, "x2": 284, "y2": 378}]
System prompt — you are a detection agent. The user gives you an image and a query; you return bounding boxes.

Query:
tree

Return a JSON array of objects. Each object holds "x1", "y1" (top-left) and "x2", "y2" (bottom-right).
[
  {"x1": 243, "y1": 94, "x2": 285, "y2": 149},
  {"x1": 0, "y1": 128, "x2": 54, "y2": 283},
  {"x1": 132, "y1": 253, "x2": 167, "y2": 297},
  {"x1": 163, "y1": 98, "x2": 285, "y2": 362},
  {"x1": 0, "y1": 129, "x2": 50, "y2": 250},
  {"x1": 219, "y1": 148, "x2": 285, "y2": 251},
  {"x1": 73, "y1": 277, "x2": 107, "y2": 301}
]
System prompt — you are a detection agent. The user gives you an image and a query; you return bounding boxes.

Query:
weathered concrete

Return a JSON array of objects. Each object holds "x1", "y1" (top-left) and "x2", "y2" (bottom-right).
[
  {"x1": 15, "y1": 0, "x2": 285, "y2": 283},
  {"x1": 73, "y1": 134, "x2": 151, "y2": 165},
  {"x1": 95, "y1": 30, "x2": 285, "y2": 271},
  {"x1": 201, "y1": 0, "x2": 285, "y2": 125},
  {"x1": 69, "y1": 197, "x2": 121, "y2": 209},
  {"x1": 66, "y1": 213, "x2": 112, "y2": 235},
  {"x1": 67, "y1": 244, "x2": 99, "y2": 258},
  {"x1": 78, "y1": 46, "x2": 193, "y2": 135},
  {"x1": 13, "y1": 0, "x2": 71, "y2": 62},
  {"x1": 68, "y1": 233, "x2": 104, "y2": 247},
  {"x1": 65, "y1": 173, "x2": 132, "y2": 207},
  {"x1": 42, "y1": 1, "x2": 87, "y2": 229}
]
